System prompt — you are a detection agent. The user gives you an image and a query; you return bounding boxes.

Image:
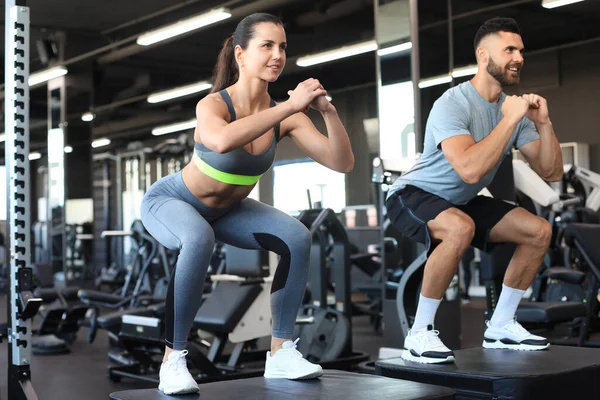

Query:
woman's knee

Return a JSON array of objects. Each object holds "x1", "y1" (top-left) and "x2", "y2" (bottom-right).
[
  {"x1": 257, "y1": 219, "x2": 312, "y2": 255},
  {"x1": 180, "y1": 229, "x2": 215, "y2": 252},
  {"x1": 282, "y1": 223, "x2": 312, "y2": 257}
]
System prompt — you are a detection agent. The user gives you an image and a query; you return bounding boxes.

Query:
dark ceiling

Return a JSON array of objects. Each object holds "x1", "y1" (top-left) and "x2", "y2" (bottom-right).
[{"x1": 0, "y1": 0, "x2": 598, "y2": 154}]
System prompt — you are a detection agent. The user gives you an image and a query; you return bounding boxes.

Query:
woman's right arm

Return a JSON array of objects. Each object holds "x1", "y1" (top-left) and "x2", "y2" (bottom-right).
[
  {"x1": 196, "y1": 98, "x2": 295, "y2": 153},
  {"x1": 196, "y1": 78, "x2": 326, "y2": 153}
]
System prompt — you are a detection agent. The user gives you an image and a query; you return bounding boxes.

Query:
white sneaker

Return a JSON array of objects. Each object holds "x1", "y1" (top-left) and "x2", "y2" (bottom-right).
[
  {"x1": 158, "y1": 350, "x2": 200, "y2": 395},
  {"x1": 264, "y1": 338, "x2": 323, "y2": 379},
  {"x1": 401, "y1": 325, "x2": 455, "y2": 364},
  {"x1": 483, "y1": 318, "x2": 549, "y2": 351}
]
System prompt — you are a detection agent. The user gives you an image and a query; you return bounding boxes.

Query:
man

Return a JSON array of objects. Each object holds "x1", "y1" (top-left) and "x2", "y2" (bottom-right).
[{"x1": 385, "y1": 17, "x2": 563, "y2": 364}]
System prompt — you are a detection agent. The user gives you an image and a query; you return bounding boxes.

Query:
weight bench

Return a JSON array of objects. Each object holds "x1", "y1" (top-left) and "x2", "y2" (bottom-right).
[
  {"x1": 30, "y1": 264, "x2": 91, "y2": 355},
  {"x1": 31, "y1": 291, "x2": 89, "y2": 355},
  {"x1": 186, "y1": 279, "x2": 264, "y2": 370},
  {"x1": 561, "y1": 222, "x2": 600, "y2": 345},
  {"x1": 109, "y1": 370, "x2": 456, "y2": 400}
]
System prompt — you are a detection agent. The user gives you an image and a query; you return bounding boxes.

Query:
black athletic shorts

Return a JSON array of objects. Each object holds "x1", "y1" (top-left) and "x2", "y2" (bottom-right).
[{"x1": 385, "y1": 184, "x2": 517, "y2": 253}]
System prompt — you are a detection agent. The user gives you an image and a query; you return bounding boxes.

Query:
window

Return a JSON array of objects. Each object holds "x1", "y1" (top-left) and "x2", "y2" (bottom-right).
[
  {"x1": 273, "y1": 159, "x2": 346, "y2": 214},
  {"x1": 378, "y1": 80, "x2": 416, "y2": 162},
  {"x1": 248, "y1": 183, "x2": 259, "y2": 201}
]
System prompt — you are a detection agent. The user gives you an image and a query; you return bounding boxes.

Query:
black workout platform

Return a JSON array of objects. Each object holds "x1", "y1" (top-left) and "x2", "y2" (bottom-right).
[
  {"x1": 109, "y1": 370, "x2": 456, "y2": 399},
  {"x1": 376, "y1": 345, "x2": 600, "y2": 400}
]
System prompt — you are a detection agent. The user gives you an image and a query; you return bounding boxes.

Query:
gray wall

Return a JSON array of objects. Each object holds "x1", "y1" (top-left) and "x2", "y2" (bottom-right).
[{"x1": 259, "y1": 84, "x2": 379, "y2": 207}]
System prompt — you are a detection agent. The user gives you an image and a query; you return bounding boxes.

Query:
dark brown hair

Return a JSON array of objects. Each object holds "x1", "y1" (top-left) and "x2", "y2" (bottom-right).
[
  {"x1": 474, "y1": 17, "x2": 520, "y2": 51},
  {"x1": 211, "y1": 13, "x2": 283, "y2": 93}
]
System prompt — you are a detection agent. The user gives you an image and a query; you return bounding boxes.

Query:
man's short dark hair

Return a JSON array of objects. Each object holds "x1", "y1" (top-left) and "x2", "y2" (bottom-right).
[{"x1": 474, "y1": 17, "x2": 520, "y2": 50}]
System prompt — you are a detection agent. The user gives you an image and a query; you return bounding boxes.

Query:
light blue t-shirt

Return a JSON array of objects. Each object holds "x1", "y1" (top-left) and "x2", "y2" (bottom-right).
[{"x1": 388, "y1": 81, "x2": 540, "y2": 205}]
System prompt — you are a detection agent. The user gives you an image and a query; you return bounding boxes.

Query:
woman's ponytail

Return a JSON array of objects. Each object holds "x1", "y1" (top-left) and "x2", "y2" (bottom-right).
[{"x1": 210, "y1": 35, "x2": 238, "y2": 93}]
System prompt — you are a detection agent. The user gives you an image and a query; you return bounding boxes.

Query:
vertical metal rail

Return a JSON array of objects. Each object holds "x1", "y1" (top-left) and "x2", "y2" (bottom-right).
[{"x1": 5, "y1": 2, "x2": 41, "y2": 399}]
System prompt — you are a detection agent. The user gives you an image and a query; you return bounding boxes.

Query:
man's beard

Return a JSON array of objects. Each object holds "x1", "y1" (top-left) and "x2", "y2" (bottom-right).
[{"x1": 487, "y1": 56, "x2": 520, "y2": 87}]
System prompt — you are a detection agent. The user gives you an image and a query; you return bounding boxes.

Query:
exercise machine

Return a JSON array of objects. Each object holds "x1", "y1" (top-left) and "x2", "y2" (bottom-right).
[
  {"x1": 480, "y1": 156, "x2": 587, "y2": 342},
  {"x1": 564, "y1": 165, "x2": 600, "y2": 212},
  {"x1": 106, "y1": 245, "x2": 272, "y2": 384},
  {"x1": 561, "y1": 223, "x2": 600, "y2": 346},
  {"x1": 27, "y1": 263, "x2": 89, "y2": 355},
  {"x1": 296, "y1": 207, "x2": 369, "y2": 366},
  {"x1": 512, "y1": 159, "x2": 588, "y2": 305},
  {"x1": 93, "y1": 136, "x2": 192, "y2": 273},
  {"x1": 78, "y1": 221, "x2": 167, "y2": 345},
  {"x1": 4, "y1": 2, "x2": 43, "y2": 398},
  {"x1": 341, "y1": 205, "x2": 401, "y2": 332}
]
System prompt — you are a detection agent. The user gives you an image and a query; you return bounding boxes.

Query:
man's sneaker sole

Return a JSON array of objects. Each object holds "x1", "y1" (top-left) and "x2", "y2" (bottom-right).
[
  {"x1": 158, "y1": 383, "x2": 200, "y2": 395},
  {"x1": 264, "y1": 368, "x2": 323, "y2": 380},
  {"x1": 401, "y1": 349, "x2": 455, "y2": 364},
  {"x1": 482, "y1": 338, "x2": 549, "y2": 351}
]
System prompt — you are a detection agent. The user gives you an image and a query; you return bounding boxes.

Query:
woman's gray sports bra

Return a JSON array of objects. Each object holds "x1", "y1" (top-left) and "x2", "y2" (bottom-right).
[{"x1": 193, "y1": 89, "x2": 280, "y2": 185}]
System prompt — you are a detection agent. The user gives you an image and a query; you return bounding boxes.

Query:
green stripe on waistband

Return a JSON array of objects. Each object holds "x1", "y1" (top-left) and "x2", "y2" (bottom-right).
[{"x1": 193, "y1": 152, "x2": 261, "y2": 185}]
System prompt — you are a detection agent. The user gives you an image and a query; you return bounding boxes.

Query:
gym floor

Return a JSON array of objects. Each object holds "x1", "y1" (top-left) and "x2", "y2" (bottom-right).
[
  {"x1": 2, "y1": 295, "x2": 594, "y2": 400},
  {"x1": 0, "y1": 294, "x2": 489, "y2": 400}
]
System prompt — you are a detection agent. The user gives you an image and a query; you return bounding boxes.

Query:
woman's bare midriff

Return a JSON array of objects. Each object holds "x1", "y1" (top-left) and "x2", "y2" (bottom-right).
[{"x1": 181, "y1": 162, "x2": 256, "y2": 209}]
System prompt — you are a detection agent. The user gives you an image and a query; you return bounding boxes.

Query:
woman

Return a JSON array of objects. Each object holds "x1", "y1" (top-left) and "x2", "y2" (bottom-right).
[{"x1": 140, "y1": 12, "x2": 354, "y2": 395}]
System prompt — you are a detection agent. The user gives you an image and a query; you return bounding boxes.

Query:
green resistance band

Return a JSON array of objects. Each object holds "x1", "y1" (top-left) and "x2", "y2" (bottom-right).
[{"x1": 193, "y1": 152, "x2": 261, "y2": 186}]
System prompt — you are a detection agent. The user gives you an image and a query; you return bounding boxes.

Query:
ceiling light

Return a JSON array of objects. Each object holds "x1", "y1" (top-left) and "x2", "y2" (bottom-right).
[
  {"x1": 152, "y1": 119, "x2": 196, "y2": 136},
  {"x1": 91, "y1": 138, "x2": 111, "y2": 148},
  {"x1": 64, "y1": 146, "x2": 73, "y2": 153},
  {"x1": 148, "y1": 81, "x2": 212, "y2": 103},
  {"x1": 29, "y1": 152, "x2": 41, "y2": 160},
  {"x1": 296, "y1": 40, "x2": 378, "y2": 67},
  {"x1": 452, "y1": 65, "x2": 478, "y2": 78},
  {"x1": 28, "y1": 66, "x2": 68, "y2": 87},
  {"x1": 137, "y1": 8, "x2": 232, "y2": 46},
  {"x1": 418, "y1": 74, "x2": 452, "y2": 89},
  {"x1": 81, "y1": 112, "x2": 95, "y2": 122},
  {"x1": 377, "y1": 42, "x2": 412, "y2": 56},
  {"x1": 542, "y1": 0, "x2": 585, "y2": 9}
]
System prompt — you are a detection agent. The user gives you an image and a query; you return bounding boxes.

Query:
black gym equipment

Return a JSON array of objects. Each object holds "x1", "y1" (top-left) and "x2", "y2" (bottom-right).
[
  {"x1": 560, "y1": 223, "x2": 600, "y2": 346},
  {"x1": 342, "y1": 205, "x2": 401, "y2": 333},
  {"x1": 77, "y1": 222, "x2": 170, "y2": 357},
  {"x1": 536, "y1": 206, "x2": 600, "y2": 310},
  {"x1": 29, "y1": 263, "x2": 89, "y2": 355},
  {"x1": 105, "y1": 245, "x2": 273, "y2": 384},
  {"x1": 296, "y1": 207, "x2": 370, "y2": 366},
  {"x1": 78, "y1": 221, "x2": 167, "y2": 313},
  {"x1": 109, "y1": 369, "x2": 456, "y2": 400},
  {"x1": 4, "y1": 1, "x2": 42, "y2": 398}
]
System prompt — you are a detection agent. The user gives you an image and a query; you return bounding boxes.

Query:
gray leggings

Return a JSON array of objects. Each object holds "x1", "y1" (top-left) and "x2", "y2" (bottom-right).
[{"x1": 140, "y1": 171, "x2": 311, "y2": 350}]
